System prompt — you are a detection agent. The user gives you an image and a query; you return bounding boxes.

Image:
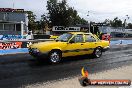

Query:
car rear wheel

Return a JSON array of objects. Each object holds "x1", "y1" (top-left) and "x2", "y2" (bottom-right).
[
  {"x1": 93, "y1": 47, "x2": 102, "y2": 58},
  {"x1": 49, "y1": 51, "x2": 61, "y2": 64}
]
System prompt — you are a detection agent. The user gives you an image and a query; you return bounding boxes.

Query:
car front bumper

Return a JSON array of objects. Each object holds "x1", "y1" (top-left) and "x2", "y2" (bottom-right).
[{"x1": 28, "y1": 48, "x2": 48, "y2": 58}]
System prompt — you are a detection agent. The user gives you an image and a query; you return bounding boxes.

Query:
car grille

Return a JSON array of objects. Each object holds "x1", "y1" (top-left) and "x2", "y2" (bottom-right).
[
  {"x1": 28, "y1": 48, "x2": 34, "y2": 55},
  {"x1": 28, "y1": 48, "x2": 40, "y2": 57}
]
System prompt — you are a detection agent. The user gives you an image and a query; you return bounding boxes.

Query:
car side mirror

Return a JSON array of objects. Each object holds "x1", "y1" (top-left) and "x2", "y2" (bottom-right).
[{"x1": 69, "y1": 40, "x2": 75, "y2": 43}]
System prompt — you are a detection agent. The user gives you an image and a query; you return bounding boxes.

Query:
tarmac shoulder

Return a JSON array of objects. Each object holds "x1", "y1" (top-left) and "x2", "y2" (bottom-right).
[{"x1": 24, "y1": 64, "x2": 132, "y2": 88}]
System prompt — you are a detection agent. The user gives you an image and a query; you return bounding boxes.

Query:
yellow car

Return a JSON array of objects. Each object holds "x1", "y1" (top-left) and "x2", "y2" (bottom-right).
[
  {"x1": 50, "y1": 35, "x2": 59, "y2": 39},
  {"x1": 29, "y1": 32, "x2": 110, "y2": 63}
]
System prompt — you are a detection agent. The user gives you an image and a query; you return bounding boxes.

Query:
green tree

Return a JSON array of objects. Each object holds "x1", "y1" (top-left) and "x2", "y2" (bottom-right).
[
  {"x1": 103, "y1": 17, "x2": 123, "y2": 27},
  {"x1": 103, "y1": 19, "x2": 110, "y2": 26},
  {"x1": 26, "y1": 11, "x2": 37, "y2": 32},
  {"x1": 112, "y1": 17, "x2": 122, "y2": 27},
  {"x1": 40, "y1": 14, "x2": 49, "y2": 33},
  {"x1": 105, "y1": 17, "x2": 123, "y2": 27},
  {"x1": 127, "y1": 23, "x2": 132, "y2": 29},
  {"x1": 46, "y1": 0, "x2": 87, "y2": 27}
]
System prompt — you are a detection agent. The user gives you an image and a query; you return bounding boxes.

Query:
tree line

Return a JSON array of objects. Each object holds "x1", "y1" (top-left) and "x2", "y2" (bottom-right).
[
  {"x1": 27, "y1": 0, "x2": 87, "y2": 33},
  {"x1": 27, "y1": 0, "x2": 132, "y2": 33},
  {"x1": 103, "y1": 17, "x2": 132, "y2": 28}
]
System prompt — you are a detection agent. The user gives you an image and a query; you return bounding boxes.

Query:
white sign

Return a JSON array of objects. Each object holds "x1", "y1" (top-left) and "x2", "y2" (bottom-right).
[
  {"x1": 52, "y1": 26, "x2": 80, "y2": 31},
  {"x1": 101, "y1": 27, "x2": 132, "y2": 34}
]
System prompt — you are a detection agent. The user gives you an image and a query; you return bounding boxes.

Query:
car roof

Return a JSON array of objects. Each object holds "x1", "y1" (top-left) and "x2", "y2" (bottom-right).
[{"x1": 69, "y1": 32, "x2": 92, "y2": 35}]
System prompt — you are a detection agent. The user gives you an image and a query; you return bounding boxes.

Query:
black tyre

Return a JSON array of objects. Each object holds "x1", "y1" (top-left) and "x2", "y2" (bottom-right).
[
  {"x1": 49, "y1": 51, "x2": 62, "y2": 64},
  {"x1": 82, "y1": 78, "x2": 88, "y2": 86},
  {"x1": 79, "y1": 77, "x2": 91, "y2": 87},
  {"x1": 93, "y1": 47, "x2": 102, "y2": 58}
]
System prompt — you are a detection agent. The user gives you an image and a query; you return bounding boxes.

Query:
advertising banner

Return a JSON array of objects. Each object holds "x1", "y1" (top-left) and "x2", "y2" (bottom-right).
[{"x1": 0, "y1": 42, "x2": 22, "y2": 50}]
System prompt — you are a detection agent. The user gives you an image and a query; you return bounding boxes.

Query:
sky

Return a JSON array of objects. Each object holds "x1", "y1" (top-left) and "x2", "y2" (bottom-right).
[{"x1": 0, "y1": 0, "x2": 132, "y2": 23}]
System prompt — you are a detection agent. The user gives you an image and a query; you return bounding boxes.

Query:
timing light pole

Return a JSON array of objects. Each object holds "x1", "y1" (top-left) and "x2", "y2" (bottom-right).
[
  {"x1": 87, "y1": 11, "x2": 91, "y2": 33},
  {"x1": 124, "y1": 15, "x2": 129, "y2": 28}
]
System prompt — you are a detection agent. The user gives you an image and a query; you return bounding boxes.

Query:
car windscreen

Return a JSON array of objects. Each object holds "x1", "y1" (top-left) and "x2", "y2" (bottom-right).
[{"x1": 56, "y1": 33, "x2": 73, "y2": 42}]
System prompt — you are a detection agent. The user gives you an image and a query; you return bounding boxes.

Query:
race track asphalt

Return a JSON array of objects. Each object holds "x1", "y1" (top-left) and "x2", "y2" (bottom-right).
[{"x1": 0, "y1": 44, "x2": 132, "y2": 88}]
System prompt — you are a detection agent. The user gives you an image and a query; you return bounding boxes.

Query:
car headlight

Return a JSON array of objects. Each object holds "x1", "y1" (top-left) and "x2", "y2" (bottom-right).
[{"x1": 32, "y1": 48, "x2": 40, "y2": 53}]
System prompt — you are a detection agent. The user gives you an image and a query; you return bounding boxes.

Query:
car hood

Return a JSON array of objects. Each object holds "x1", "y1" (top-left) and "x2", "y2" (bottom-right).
[{"x1": 29, "y1": 41, "x2": 67, "y2": 49}]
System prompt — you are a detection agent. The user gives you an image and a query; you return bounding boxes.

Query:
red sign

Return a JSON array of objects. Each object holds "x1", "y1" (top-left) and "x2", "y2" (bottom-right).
[
  {"x1": 102, "y1": 34, "x2": 111, "y2": 43},
  {"x1": 0, "y1": 42, "x2": 22, "y2": 50}
]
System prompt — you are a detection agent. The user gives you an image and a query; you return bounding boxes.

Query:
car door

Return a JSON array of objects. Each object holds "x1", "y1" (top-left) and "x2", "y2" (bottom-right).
[
  {"x1": 62, "y1": 34, "x2": 86, "y2": 57},
  {"x1": 83, "y1": 34, "x2": 98, "y2": 54}
]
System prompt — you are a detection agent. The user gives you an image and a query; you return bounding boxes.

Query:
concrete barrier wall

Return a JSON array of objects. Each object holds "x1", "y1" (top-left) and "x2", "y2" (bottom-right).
[
  {"x1": 33, "y1": 35, "x2": 50, "y2": 39},
  {"x1": 0, "y1": 40, "x2": 132, "y2": 55}
]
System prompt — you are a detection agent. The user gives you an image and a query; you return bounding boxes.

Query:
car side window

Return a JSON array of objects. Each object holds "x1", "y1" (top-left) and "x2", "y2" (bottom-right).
[
  {"x1": 85, "y1": 35, "x2": 96, "y2": 42},
  {"x1": 71, "y1": 34, "x2": 84, "y2": 43}
]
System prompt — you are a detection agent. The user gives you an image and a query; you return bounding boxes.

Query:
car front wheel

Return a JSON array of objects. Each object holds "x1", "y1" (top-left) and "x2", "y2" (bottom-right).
[
  {"x1": 93, "y1": 47, "x2": 102, "y2": 58},
  {"x1": 49, "y1": 51, "x2": 61, "y2": 64}
]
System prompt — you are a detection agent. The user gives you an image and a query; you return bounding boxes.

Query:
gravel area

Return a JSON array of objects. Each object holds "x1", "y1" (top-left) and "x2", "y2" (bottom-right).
[{"x1": 24, "y1": 64, "x2": 132, "y2": 88}]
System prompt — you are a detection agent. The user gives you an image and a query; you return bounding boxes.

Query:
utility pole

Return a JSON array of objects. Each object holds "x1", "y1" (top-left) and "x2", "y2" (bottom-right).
[
  {"x1": 124, "y1": 15, "x2": 129, "y2": 28},
  {"x1": 124, "y1": 15, "x2": 130, "y2": 38},
  {"x1": 87, "y1": 11, "x2": 90, "y2": 33},
  {"x1": 13, "y1": 0, "x2": 15, "y2": 9}
]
